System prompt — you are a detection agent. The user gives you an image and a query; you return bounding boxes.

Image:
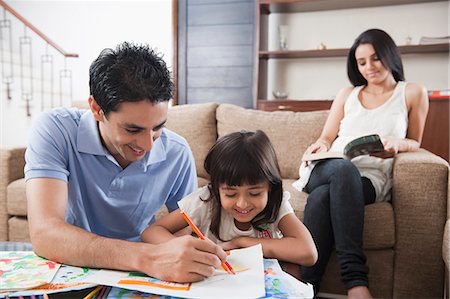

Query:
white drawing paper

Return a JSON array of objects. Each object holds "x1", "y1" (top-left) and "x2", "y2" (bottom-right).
[{"x1": 89, "y1": 244, "x2": 265, "y2": 298}]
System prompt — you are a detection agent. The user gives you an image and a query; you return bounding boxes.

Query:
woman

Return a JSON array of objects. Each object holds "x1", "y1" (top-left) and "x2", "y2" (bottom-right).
[{"x1": 295, "y1": 29, "x2": 428, "y2": 298}]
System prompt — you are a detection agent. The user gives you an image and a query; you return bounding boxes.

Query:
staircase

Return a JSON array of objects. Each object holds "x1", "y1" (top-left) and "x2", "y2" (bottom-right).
[{"x1": 0, "y1": 0, "x2": 78, "y2": 148}]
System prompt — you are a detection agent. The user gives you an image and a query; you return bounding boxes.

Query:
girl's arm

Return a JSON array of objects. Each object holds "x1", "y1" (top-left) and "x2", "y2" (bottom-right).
[
  {"x1": 220, "y1": 214, "x2": 318, "y2": 266},
  {"x1": 386, "y1": 83, "x2": 429, "y2": 153},
  {"x1": 303, "y1": 87, "x2": 351, "y2": 156},
  {"x1": 141, "y1": 208, "x2": 189, "y2": 244}
]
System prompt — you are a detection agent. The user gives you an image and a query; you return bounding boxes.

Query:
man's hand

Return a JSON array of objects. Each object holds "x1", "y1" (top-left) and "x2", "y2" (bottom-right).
[{"x1": 141, "y1": 235, "x2": 227, "y2": 283}]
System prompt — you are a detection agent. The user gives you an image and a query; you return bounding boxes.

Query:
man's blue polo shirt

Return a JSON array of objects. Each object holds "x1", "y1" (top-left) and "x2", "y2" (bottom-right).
[{"x1": 25, "y1": 108, "x2": 198, "y2": 241}]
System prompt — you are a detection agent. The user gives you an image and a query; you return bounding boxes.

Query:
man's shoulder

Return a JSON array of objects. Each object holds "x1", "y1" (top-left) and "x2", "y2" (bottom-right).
[
  {"x1": 161, "y1": 128, "x2": 190, "y2": 149},
  {"x1": 37, "y1": 107, "x2": 86, "y2": 127}
]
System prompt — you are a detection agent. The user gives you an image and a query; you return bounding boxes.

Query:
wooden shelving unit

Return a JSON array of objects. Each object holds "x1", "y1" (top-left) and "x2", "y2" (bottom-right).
[
  {"x1": 255, "y1": 0, "x2": 449, "y2": 103},
  {"x1": 259, "y1": 43, "x2": 450, "y2": 60},
  {"x1": 259, "y1": 0, "x2": 447, "y2": 14}
]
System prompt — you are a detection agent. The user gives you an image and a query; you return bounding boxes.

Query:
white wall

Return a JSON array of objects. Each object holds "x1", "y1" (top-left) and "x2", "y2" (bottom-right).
[
  {"x1": 267, "y1": 1, "x2": 449, "y2": 100},
  {"x1": 0, "y1": 0, "x2": 172, "y2": 148}
]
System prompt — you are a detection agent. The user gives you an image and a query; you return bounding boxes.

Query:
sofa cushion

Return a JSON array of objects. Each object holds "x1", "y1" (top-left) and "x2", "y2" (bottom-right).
[
  {"x1": 166, "y1": 103, "x2": 218, "y2": 179},
  {"x1": 8, "y1": 216, "x2": 29, "y2": 242},
  {"x1": 216, "y1": 104, "x2": 328, "y2": 179},
  {"x1": 6, "y1": 178, "x2": 27, "y2": 216}
]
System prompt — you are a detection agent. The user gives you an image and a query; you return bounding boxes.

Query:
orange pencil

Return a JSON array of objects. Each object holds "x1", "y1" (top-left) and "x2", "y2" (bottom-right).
[{"x1": 180, "y1": 210, "x2": 235, "y2": 275}]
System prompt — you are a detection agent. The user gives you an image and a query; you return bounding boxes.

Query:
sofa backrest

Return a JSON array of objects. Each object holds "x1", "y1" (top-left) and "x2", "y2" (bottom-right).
[
  {"x1": 166, "y1": 102, "x2": 329, "y2": 180},
  {"x1": 166, "y1": 102, "x2": 218, "y2": 179},
  {"x1": 216, "y1": 104, "x2": 329, "y2": 179}
]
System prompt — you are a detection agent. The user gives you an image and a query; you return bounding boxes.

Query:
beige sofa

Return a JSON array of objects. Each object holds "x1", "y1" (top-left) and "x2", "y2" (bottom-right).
[{"x1": 1, "y1": 102, "x2": 448, "y2": 298}]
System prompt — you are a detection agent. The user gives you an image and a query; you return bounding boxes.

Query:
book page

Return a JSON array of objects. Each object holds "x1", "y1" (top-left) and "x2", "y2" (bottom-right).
[{"x1": 302, "y1": 151, "x2": 345, "y2": 162}]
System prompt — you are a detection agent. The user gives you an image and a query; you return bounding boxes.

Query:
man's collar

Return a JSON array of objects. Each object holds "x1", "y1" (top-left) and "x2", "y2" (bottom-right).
[
  {"x1": 143, "y1": 130, "x2": 167, "y2": 167},
  {"x1": 77, "y1": 110, "x2": 106, "y2": 155}
]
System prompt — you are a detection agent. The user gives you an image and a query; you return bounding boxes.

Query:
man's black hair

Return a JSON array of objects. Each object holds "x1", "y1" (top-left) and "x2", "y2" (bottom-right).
[{"x1": 89, "y1": 42, "x2": 174, "y2": 116}]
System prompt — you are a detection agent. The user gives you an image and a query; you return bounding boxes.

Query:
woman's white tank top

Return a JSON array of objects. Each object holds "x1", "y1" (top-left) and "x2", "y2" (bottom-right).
[{"x1": 330, "y1": 81, "x2": 409, "y2": 201}]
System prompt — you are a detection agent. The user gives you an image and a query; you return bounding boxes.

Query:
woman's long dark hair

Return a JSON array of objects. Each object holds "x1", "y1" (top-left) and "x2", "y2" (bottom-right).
[
  {"x1": 203, "y1": 130, "x2": 283, "y2": 241},
  {"x1": 347, "y1": 28, "x2": 405, "y2": 86}
]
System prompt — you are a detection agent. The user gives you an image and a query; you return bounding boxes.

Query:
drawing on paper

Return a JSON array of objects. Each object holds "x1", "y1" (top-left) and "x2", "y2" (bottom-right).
[
  {"x1": 118, "y1": 272, "x2": 191, "y2": 291},
  {"x1": 90, "y1": 244, "x2": 265, "y2": 299},
  {"x1": 8, "y1": 264, "x2": 99, "y2": 296},
  {"x1": 0, "y1": 251, "x2": 61, "y2": 291}
]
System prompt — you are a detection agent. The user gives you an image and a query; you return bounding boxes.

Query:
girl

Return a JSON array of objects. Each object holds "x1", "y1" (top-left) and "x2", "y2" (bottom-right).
[
  {"x1": 296, "y1": 29, "x2": 428, "y2": 299},
  {"x1": 141, "y1": 130, "x2": 317, "y2": 267}
]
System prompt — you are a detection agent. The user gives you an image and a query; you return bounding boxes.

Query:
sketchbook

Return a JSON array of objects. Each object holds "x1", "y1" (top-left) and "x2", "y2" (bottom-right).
[
  {"x1": 302, "y1": 134, "x2": 384, "y2": 162},
  {"x1": 89, "y1": 244, "x2": 265, "y2": 299},
  {"x1": 104, "y1": 259, "x2": 314, "y2": 298}
]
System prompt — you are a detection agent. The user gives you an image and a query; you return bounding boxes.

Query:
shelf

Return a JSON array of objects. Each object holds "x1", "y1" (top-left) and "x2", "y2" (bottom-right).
[
  {"x1": 259, "y1": 0, "x2": 447, "y2": 14},
  {"x1": 259, "y1": 43, "x2": 449, "y2": 59},
  {"x1": 257, "y1": 99, "x2": 333, "y2": 112}
]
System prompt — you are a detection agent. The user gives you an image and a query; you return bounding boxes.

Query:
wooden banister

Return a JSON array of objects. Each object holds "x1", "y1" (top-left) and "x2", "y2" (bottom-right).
[{"x1": 0, "y1": 0, "x2": 78, "y2": 58}]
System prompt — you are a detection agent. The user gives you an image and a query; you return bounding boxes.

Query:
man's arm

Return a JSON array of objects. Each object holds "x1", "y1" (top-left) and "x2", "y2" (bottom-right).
[{"x1": 27, "y1": 178, "x2": 226, "y2": 283}]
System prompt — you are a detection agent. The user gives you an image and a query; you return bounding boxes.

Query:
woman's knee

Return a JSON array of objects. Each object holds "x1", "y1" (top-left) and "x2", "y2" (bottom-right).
[
  {"x1": 326, "y1": 159, "x2": 361, "y2": 185},
  {"x1": 305, "y1": 185, "x2": 330, "y2": 212}
]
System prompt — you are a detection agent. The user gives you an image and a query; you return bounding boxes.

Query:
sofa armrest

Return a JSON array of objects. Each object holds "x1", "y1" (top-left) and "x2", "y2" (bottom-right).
[
  {"x1": 444, "y1": 220, "x2": 449, "y2": 284},
  {"x1": 0, "y1": 147, "x2": 26, "y2": 241},
  {"x1": 392, "y1": 149, "x2": 449, "y2": 297}
]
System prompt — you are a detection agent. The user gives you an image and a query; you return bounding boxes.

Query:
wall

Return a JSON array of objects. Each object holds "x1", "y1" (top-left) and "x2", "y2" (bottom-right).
[
  {"x1": 177, "y1": 0, "x2": 256, "y2": 108},
  {"x1": 266, "y1": 1, "x2": 449, "y2": 100},
  {"x1": 0, "y1": 0, "x2": 172, "y2": 148}
]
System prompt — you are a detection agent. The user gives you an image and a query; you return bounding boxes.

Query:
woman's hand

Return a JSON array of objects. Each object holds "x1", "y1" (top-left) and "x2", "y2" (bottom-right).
[
  {"x1": 370, "y1": 137, "x2": 409, "y2": 159},
  {"x1": 304, "y1": 140, "x2": 330, "y2": 156},
  {"x1": 302, "y1": 139, "x2": 330, "y2": 165}
]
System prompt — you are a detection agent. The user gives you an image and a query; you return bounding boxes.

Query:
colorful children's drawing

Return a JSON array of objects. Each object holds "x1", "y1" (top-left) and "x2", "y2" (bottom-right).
[
  {"x1": 0, "y1": 251, "x2": 61, "y2": 291},
  {"x1": 118, "y1": 272, "x2": 191, "y2": 291},
  {"x1": 263, "y1": 259, "x2": 313, "y2": 299},
  {"x1": 8, "y1": 265, "x2": 99, "y2": 296},
  {"x1": 91, "y1": 244, "x2": 265, "y2": 299},
  {"x1": 104, "y1": 259, "x2": 313, "y2": 299},
  {"x1": 106, "y1": 287, "x2": 179, "y2": 299}
]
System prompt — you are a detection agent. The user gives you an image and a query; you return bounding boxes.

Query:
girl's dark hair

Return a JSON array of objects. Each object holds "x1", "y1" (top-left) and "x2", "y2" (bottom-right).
[
  {"x1": 203, "y1": 130, "x2": 283, "y2": 241},
  {"x1": 347, "y1": 28, "x2": 405, "y2": 86},
  {"x1": 89, "y1": 42, "x2": 174, "y2": 116}
]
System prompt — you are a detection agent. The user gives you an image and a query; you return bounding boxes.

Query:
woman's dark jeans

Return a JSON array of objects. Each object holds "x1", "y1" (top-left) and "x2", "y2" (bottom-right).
[{"x1": 300, "y1": 159, "x2": 376, "y2": 294}]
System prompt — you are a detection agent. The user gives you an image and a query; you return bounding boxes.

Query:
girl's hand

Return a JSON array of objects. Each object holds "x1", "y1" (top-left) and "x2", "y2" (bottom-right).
[{"x1": 218, "y1": 239, "x2": 241, "y2": 251}]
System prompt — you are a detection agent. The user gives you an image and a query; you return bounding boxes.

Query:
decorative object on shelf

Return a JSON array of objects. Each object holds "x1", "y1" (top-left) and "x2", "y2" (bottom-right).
[
  {"x1": 278, "y1": 25, "x2": 288, "y2": 50},
  {"x1": 272, "y1": 90, "x2": 289, "y2": 99},
  {"x1": 318, "y1": 42, "x2": 327, "y2": 50},
  {"x1": 405, "y1": 36, "x2": 412, "y2": 45},
  {"x1": 419, "y1": 36, "x2": 450, "y2": 45}
]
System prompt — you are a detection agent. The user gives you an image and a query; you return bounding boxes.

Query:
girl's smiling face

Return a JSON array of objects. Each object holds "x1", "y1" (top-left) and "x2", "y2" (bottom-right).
[{"x1": 219, "y1": 182, "x2": 269, "y2": 231}]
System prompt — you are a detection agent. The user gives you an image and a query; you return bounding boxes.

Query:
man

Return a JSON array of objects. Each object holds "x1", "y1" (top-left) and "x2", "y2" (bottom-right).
[{"x1": 25, "y1": 42, "x2": 226, "y2": 283}]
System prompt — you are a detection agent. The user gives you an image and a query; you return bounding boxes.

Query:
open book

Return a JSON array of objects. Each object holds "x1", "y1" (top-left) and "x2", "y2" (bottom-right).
[{"x1": 302, "y1": 134, "x2": 384, "y2": 162}]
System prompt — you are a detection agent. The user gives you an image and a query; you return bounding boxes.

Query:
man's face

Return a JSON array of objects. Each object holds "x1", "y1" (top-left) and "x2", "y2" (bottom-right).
[{"x1": 92, "y1": 99, "x2": 168, "y2": 168}]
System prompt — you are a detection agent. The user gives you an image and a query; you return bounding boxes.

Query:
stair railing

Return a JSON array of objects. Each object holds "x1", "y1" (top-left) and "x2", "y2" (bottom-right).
[{"x1": 0, "y1": 0, "x2": 78, "y2": 116}]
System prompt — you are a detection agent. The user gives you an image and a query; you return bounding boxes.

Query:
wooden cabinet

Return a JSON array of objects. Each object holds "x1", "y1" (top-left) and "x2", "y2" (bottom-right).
[
  {"x1": 422, "y1": 97, "x2": 449, "y2": 162},
  {"x1": 257, "y1": 99, "x2": 332, "y2": 112}
]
